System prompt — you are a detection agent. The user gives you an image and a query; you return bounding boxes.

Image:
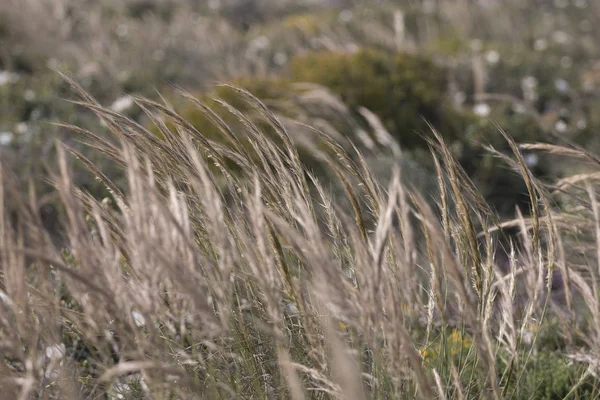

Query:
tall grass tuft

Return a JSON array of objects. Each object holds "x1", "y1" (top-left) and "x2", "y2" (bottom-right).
[{"x1": 1, "y1": 78, "x2": 599, "y2": 399}]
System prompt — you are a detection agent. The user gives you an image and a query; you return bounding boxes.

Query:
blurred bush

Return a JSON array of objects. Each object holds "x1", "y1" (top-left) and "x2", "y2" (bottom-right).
[
  {"x1": 147, "y1": 48, "x2": 556, "y2": 216},
  {"x1": 288, "y1": 49, "x2": 554, "y2": 215},
  {"x1": 458, "y1": 103, "x2": 550, "y2": 215},
  {"x1": 510, "y1": 351, "x2": 593, "y2": 400},
  {"x1": 289, "y1": 49, "x2": 463, "y2": 149},
  {"x1": 420, "y1": 327, "x2": 594, "y2": 400}
]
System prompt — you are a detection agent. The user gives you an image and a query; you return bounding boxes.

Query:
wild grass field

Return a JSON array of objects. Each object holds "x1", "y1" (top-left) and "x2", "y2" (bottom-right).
[{"x1": 2, "y1": 1, "x2": 600, "y2": 399}]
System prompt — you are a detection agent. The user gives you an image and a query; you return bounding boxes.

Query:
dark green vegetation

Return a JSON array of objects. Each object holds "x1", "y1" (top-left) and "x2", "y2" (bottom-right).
[
  {"x1": 289, "y1": 49, "x2": 458, "y2": 148},
  {"x1": 157, "y1": 48, "x2": 553, "y2": 215}
]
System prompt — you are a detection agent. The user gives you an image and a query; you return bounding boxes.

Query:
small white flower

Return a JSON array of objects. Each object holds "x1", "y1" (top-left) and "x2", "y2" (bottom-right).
[
  {"x1": 554, "y1": 79, "x2": 570, "y2": 93},
  {"x1": 522, "y1": 76, "x2": 538, "y2": 88},
  {"x1": 116, "y1": 24, "x2": 129, "y2": 38},
  {"x1": 273, "y1": 52, "x2": 288, "y2": 66},
  {"x1": 577, "y1": 119, "x2": 587, "y2": 130},
  {"x1": 552, "y1": 30, "x2": 570, "y2": 44},
  {"x1": 47, "y1": 58, "x2": 59, "y2": 70},
  {"x1": 524, "y1": 153, "x2": 539, "y2": 167},
  {"x1": 132, "y1": 311, "x2": 146, "y2": 327},
  {"x1": 522, "y1": 329, "x2": 533, "y2": 345},
  {"x1": 522, "y1": 76, "x2": 539, "y2": 103},
  {"x1": 250, "y1": 36, "x2": 270, "y2": 51},
  {"x1": 111, "y1": 95, "x2": 134, "y2": 113},
  {"x1": 0, "y1": 290, "x2": 12, "y2": 305},
  {"x1": 473, "y1": 103, "x2": 491, "y2": 117},
  {"x1": 534, "y1": 39, "x2": 548, "y2": 51},
  {"x1": 24, "y1": 90, "x2": 36, "y2": 101},
  {"x1": 485, "y1": 50, "x2": 500, "y2": 65},
  {"x1": 0, "y1": 132, "x2": 13, "y2": 146},
  {"x1": 286, "y1": 303, "x2": 299, "y2": 315},
  {"x1": 555, "y1": 120, "x2": 568, "y2": 132},
  {"x1": 45, "y1": 343, "x2": 66, "y2": 361},
  {"x1": 113, "y1": 382, "x2": 131, "y2": 399},
  {"x1": 0, "y1": 71, "x2": 20, "y2": 86},
  {"x1": 512, "y1": 103, "x2": 527, "y2": 114},
  {"x1": 15, "y1": 122, "x2": 28, "y2": 134}
]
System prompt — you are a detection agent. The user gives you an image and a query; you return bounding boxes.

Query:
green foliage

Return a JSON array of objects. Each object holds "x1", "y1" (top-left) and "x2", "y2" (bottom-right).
[
  {"x1": 509, "y1": 352, "x2": 594, "y2": 400},
  {"x1": 419, "y1": 329, "x2": 475, "y2": 368},
  {"x1": 151, "y1": 78, "x2": 295, "y2": 172},
  {"x1": 289, "y1": 49, "x2": 463, "y2": 149},
  {"x1": 419, "y1": 328, "x2": 595, "y2": 399},
  {"x1": 0, "y1": 71, "x2": 76, "y2": 129},
  {"x1": 458, "y1": 103, "x2": 550, "y2": 215},
  {"x1": 149, "y1": 48, "x2": 555, "y2": 216},
  {"x1": 287, "y1": 49, "x2": 555, "y2": 216},
  {"x1": 125, "y1": 0, "x2": 175, "y2": 20},
  {"x1": 172, "y1": 77, "x2": 292, "y2": 140}
]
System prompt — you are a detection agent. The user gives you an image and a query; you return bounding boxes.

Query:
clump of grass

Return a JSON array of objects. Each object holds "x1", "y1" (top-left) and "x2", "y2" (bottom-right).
[{"x1": 1, "y1": 77, "x2": 599, "y2": 399}]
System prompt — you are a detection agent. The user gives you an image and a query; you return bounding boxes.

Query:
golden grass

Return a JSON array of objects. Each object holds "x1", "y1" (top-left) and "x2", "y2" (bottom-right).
[{"x1": 0, "y1": 79, "x2": 598, "y2": 399}]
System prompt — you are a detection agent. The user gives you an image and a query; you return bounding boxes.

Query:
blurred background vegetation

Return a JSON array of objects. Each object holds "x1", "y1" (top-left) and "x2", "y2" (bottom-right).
[{"x1": 1, "y1": 0, "x2": 599, "y2": 217}]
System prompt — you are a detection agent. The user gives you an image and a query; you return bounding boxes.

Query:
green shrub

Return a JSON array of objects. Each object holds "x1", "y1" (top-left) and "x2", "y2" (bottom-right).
[
  {"x1": 458, "y1": 103, "x2": 550, "y2": 216},
  {"x1": 289, "y1": 49, "x2": 464, "y2": 149},
  {"x1": 146, "y1": 78, "x2": 333, "y2": 184},
  {"x1": 147, "y1": 49, "x2": 553, "y2": 217},
  {"x1": 152, "y1": 77, "x2": 294, "y2": 152},
  {"x1": 419, "y1": 329, "x2": 475, "y2": 367},
  {"x1": 509, "y1": 351, "x2": 594, "y2": 400},
  {"x1": 147, "y1": 47, "x2": 562, "y2": 217},
  {"x1": 287, "y1": 49, "x2": 556, "y2": 216},
  {"x1": 126, "y1": 0, "x2": 175, "y2": 20},
  {"x1": 420, "y1": 328, "x2": 595, "y2": 399}
]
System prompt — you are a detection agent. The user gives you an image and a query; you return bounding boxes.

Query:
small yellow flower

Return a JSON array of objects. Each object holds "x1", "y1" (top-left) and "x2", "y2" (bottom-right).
[
  {"x1": 448, "y1": 330, "x2": 472, "y2": 354},
  {"x1": 419, "y1": 347, "x2": 431, "y2": 360},
  {"x1": 529, "y1": 322, "x2": 539, "y2": 332},
  {"x1": 448, "y1": 330, "x2": 463, "y2": 344}
]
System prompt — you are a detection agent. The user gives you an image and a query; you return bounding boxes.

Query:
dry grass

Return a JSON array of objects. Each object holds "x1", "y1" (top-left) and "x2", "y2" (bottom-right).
[{"x1": 1, "y1": 77, "x2": 599, "y2": 399}]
